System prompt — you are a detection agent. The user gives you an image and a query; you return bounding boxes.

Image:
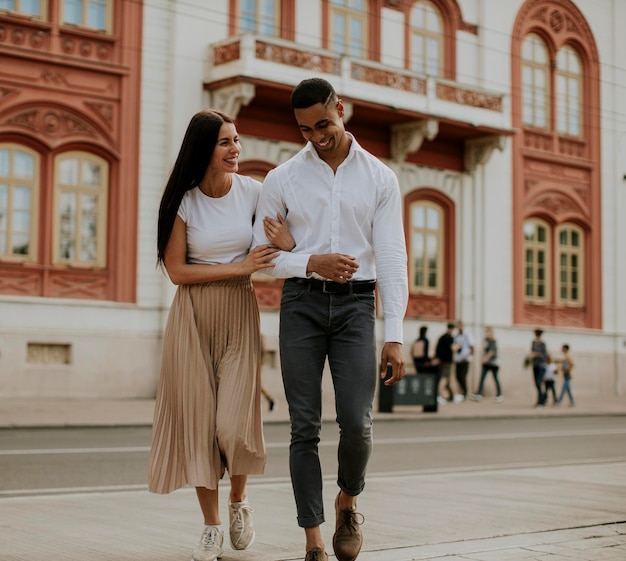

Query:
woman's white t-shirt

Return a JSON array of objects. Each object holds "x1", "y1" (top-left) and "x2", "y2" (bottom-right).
[{"x1": 177, "y1": 174, "x2": 262, "y2": 265}]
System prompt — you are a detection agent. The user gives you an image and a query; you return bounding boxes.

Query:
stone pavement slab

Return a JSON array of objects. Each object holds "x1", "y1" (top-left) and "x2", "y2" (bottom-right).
[{"x1": 2, "y1": 461, "x2": 626, "y2": 560}]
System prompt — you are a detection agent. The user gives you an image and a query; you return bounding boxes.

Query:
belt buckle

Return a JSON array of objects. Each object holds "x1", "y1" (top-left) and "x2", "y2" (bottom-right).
[{"x1": 322, "y1": 280, "x2": 333, "y2": 294}]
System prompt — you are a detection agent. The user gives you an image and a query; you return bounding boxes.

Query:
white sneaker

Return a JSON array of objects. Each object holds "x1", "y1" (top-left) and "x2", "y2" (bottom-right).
[
  {"x1": 494, "y1": 395, "x2": 504, "y2": 403},
  {"x1": 437, "y1": 396, "x2": 447, "y2": 405},
  {"x1": 453, "y1": 394, "x2": 465, "y2": 403},
  {"x1": 469, "y1": 394, "x2": 482, "y2": 402},
  {"x1": 192, "y1": 526, "x2": 224, "y2": 561},
  {"x1": 229, "y1": 500, "x2": 255, "y2": 550}
]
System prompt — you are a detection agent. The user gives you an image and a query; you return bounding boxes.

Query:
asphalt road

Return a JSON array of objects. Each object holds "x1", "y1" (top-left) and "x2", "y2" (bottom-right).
[{"x1": 2, "y1": 416, "x2": 625, "y2": 498}]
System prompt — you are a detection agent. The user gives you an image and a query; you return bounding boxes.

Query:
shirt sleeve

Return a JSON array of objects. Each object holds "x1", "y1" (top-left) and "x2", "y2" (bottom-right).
[
  {"x1": 372, "y1": 170, "x2": 408, "y2": 343},
  {"x1": 252, "y1": 168, "x2": 311, "y2": 278},
  {"x1": 177, "y1": 193, "x2": 188, "y2": 222}
]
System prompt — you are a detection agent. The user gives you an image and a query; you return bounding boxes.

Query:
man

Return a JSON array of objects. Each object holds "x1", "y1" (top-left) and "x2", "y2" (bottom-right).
[
  {"x1": 434, "y1": 323, "x2": 456, "y2": 403},
  {"x1": 253, "y1": 78, "x2": 408, "y2": 561},
  {"x1": 452, "y1": 321, "x2": 474, "y2": 401}
]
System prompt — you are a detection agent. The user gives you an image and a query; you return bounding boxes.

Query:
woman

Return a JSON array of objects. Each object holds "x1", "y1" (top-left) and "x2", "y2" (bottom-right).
[{"x1": 148, "y1": 109, "x2": 293, "y2": 561}]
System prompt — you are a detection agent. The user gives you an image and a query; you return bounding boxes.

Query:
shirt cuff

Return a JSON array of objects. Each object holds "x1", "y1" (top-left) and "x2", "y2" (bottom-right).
[
  {"x1": 276, "y1": 252, "x2": 312, "y2": 278},
  {"x1": 384, "y1": 318, "x2": 404, "y2": 344}
]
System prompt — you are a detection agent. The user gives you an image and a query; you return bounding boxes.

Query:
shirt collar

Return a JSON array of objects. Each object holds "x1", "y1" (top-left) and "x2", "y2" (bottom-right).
[{"x1": 303, "y1": 132, "x2": 360, "y2": 164}]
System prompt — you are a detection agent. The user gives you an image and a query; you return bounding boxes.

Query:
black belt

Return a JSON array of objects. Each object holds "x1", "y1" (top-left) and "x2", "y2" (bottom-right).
[{"x1": 287, "y1": 278, "x2": 376, "y2": 294}]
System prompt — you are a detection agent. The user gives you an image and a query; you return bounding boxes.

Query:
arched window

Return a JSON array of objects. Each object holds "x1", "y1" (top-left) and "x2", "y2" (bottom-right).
[
  {"x1": 0, "y1": 144, "x2": 39, "y2": 262},
  {"x1": 329, "y1": 0, "x2": 368, "y2": 57},
  {"x1": 409, "y1": 200, "x2": 443, "y2": 295},
  {"x1": 522, "y1": 34, "x2": 549, "y2": 129},
  {"x1": 556, "y1": 224, "x2": 584, "y2": 305},
  {"x1": 239, "y1": 0, "x2": 280, "y2": 36},
  {"x1": 523, "y1": 218, "x2": 550, "y2": 302},
  {"x1": 53, "y1": 152, "x2": 108, "y2": 267},
  {"x1": 62, "y1": 0, "x2": 113, "y2": 33},
  {"x1": 556, "y1": 45, "x2": 582, "y2": 136},
  {"x1": 409, "y1": 0, "x2": 443, "y2": 76}
]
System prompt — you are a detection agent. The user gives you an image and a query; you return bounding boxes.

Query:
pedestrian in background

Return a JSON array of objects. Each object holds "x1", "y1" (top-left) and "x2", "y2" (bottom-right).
[
  {"x1": 452, "y1": 321, "x2": 474, "y2": 402},
  {"x1": 529, "y1": 328, "x2": 548, "y2": 407},
  {"x1": 543, "y1": 354, "x2": 558, "y2": 405},
  {"x1": 147, "y1": 109, "x2": 293, "y2": 561},
  {"x1": 412, "y1": 325, "x2": 431, "y2": 373},
  {"x1": 255, "y1": 77, "x2": 408, "y2": 561},
  {"x1": 434, "y1": 323, "x2": 456, "y2": 404},
  {"x1": 470, "y1": 326, "x2": 503, "y2": 403},
  {"x1": 557, "y1": 344, "x2": 576, "y2": 407}
]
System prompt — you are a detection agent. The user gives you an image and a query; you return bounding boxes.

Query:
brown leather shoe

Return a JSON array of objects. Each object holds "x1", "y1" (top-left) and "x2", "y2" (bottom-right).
[
  {"x1": 304, "y1": 548, "x2": 328, "y2": 561},
  {"x1": 332, "y1": 492, "x2": 364, "y2": 561}
]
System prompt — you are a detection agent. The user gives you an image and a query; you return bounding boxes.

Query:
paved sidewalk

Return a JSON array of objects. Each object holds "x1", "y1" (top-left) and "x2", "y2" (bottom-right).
[
  {"x1": 1, "y1": 391, "x2": 626, "y2": 428},
  {"x1": 2, "y1": 392, "x2": 626, "y2": 560}
]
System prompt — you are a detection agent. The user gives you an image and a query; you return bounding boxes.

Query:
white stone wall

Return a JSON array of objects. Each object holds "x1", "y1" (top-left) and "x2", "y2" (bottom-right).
[{"x1": 1, "y1": 0, "x2": 625, "y2": 400}]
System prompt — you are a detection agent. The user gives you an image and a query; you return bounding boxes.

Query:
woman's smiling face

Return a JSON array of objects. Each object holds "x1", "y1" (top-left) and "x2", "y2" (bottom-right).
[{"x1": 208, "y1": 122, "x2": 241, "y2": 173}]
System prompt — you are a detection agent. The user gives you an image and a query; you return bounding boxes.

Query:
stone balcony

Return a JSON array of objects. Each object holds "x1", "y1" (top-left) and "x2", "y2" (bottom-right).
[{"x1": 204, "y1": 33, "x2": 512, "y2": 139}]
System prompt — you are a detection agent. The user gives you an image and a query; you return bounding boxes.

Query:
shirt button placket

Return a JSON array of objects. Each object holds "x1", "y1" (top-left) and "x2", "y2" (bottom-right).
[{"x1": 330, "y1": 170, "x2": 341, "y2": 253}]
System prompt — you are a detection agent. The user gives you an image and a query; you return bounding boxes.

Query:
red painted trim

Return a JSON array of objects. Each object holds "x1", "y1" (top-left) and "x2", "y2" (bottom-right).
[
  {"x1": 281, "y1": 0, "x2": 296, "y2": 41},
  {"x1": 400, "y1": 0, "x2": 460, "y2": 80},
  {"x1": 321, "y1": 0, "x2": 382, "y2": 61},
  {"x1": 0, "y1": 0, "x2": 143, "y2": 303},
  {"x1": 511, "y1": 0, "x2": 601, "y2": 329},
  {"x1": 403, "y1": 187, "x2": 455, "y2": 320}
]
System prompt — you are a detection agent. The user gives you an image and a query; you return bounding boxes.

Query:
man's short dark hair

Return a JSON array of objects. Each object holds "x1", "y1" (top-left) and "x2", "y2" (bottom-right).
[
  {"x1": 447, "y1": 323, "x2": 456, "y2": 330},
  {"x1": 291, "y1": 78, "x2": 337, "y2": 109}
]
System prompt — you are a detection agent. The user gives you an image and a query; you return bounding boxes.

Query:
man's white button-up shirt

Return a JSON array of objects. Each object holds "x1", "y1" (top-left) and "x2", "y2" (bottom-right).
[{"x1": 253, "y1": 135, "x2": 408, "y2": 343}]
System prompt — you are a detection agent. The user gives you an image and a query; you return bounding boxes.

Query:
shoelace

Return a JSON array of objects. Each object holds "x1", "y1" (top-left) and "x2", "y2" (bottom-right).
[
  {"x1": 339, "y1": 509, "x2": 365, "y2": 534},
  {"x1": 231, "y1": 503, "x2": 253, "y2": 533},
  {"x1": 200, "y1": 527, "x2": 219, "y2": 548}
]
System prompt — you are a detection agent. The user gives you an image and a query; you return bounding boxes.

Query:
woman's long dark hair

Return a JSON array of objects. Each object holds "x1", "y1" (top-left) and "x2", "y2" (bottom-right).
[{"x1": 157, "y1": 109, "x2": 234, "y2": 264}]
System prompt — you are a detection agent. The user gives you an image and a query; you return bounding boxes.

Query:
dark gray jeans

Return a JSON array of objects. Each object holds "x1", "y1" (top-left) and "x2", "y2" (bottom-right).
[{"x1": 279, "y1": 279, "x2": 377, "y2": 528}]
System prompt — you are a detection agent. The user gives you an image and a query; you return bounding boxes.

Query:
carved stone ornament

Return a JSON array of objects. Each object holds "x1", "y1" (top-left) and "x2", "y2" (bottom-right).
[
  {"x1": 208, "y1": 83, "x2": 256, "y2": 118},
  {"x1": 3, "y1": 108, "x2": 97, "y2": 138},
  {"x1": 530, "y1": 191, "x2": 584, "y2": 218},
  {"x1": 391, "y1": 119, "x2": 439, "y2": 162},
  {"x1": 464, "y1": 135, "x2": 507, "y2": 172}
]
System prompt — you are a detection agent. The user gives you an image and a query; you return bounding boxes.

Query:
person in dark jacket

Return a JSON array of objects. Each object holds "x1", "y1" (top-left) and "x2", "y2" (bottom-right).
[{"x1": 434, "y1": 323, "x2": 456, "y2": 403}]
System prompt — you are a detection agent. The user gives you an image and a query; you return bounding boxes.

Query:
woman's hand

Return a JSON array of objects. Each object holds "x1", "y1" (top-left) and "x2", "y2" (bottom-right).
[
  {"x1": 263, "y1": 214, "x2": 295, "y2": 251},
  {"x1": 239, "y1": 244, "x2": 279, "y2": 275}
]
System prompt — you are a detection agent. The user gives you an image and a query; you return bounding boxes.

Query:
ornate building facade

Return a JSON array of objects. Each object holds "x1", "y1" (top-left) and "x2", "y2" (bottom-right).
[{"x1": 1, "y1": 0, "x2": 624, "y2": 400}]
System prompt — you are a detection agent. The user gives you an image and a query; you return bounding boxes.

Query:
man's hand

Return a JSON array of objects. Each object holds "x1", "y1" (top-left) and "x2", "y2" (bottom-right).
[
  {"x1": 307, "y1": 254, "x2": 358, "y2": 283},
  {"x1": 380, "y1": 342, "x2": 406, "y2": 386}
]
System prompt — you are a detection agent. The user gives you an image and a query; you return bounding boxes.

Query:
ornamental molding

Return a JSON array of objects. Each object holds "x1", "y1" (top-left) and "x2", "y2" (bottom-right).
[
  {"x1": 84, "y1": 101, "x2": 114, "y2": 130},
  {"x1": 391, "y1": 119, "x2": 439, "y2": 163},
  {"x1": 208, "y1": 82, "x2": 256, "y2": 118},
  {"x1": 0, "y1": 87, "x2": 19, "y2": 104},
  {"x1": 2, "y1": 107, "x2": 97, "y2": 139},
  {"x1": 436, "y1": 83, "x2": 503, "y2": 112},
  {"x1": 516, "y1": 0, "x2": 599, "y2": 61},
  {"x1": 464, "y1": 135, "x2": 507, "y2": 172},
  {"x1": 255, "y1": 41, "x2": 341, "y2": 75},
  {"x1": 527, "y1": 191, "x2": 586, "y2": 219}
]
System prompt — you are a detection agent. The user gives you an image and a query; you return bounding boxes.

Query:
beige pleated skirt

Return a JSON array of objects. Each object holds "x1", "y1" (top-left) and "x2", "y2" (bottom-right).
[{"x1": 148, "y1": 276, "x2": 266, "y2": 494}]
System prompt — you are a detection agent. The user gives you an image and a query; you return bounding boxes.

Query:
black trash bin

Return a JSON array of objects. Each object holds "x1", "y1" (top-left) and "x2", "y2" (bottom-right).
[{"x1": 377, "y1": 364, "x2": 439, "y2": 413}]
